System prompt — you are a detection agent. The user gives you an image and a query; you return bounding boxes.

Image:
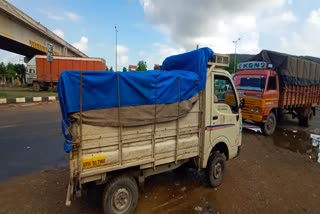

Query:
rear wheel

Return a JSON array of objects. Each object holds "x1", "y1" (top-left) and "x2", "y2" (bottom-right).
[
  {"x1": 299, "y1": 111, "x2": 313, "y2": 127},
  {"x1": 307, "y1": 111, "x2": 314, "y2": 127},
  {"x1": 206, "y1": 152, "x2": 225, "y2": 187},
  {"x1": 261, "y1": 112, "x2": 276, "y2": 136},
  {"x1": 102, "y1": 176, "x2": 138, "y2": 214},
  {"x1": 33, "y1": 82, "x2": 40, "y2": 92}
]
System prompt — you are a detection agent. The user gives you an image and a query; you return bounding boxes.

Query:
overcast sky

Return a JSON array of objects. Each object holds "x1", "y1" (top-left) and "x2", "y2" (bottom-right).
[{"x1": 1, "y1": 0, "x2": 320, "y2": 70}]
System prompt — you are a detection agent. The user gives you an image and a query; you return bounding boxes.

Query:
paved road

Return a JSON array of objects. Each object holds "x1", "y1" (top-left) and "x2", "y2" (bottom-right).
[{"x1": 0, "y1": 102, "x2": 67, "y2": 181}]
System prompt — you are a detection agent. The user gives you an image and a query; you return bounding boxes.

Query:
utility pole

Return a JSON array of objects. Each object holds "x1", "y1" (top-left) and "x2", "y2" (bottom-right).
[
  {"x1": 232, "y1": 38, "x2": 240, "y2": 73},
  {"x1": 115, "y1": 26, "x2": 118, "y2": 72}
]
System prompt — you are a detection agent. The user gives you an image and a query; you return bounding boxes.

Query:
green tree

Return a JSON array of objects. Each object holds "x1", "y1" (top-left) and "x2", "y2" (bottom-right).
[
  {"x1": 6, "y1": 63, "x2": 16, "y2": 83},
  {"x1": 122, "y1": 67, "x2": 127, "y2": 72},
  {"x1": 137, "y1": 61, "x2": 147, "y2": 71},
  {"x1": 226, "y1": 59, "x2": 238, "y2": 74},
  {"x1": 14, "y1": 64, "x2": 26, "y2": 84},
  {"x1": 0, "y1": 62, "x2": 6, "y2": 85},
  {"x1": 109, "y1": 66, "x2": 113, "y2": 71},
  {"x1": 105, "y1": 66, "x2": 109, "y2": 71}
]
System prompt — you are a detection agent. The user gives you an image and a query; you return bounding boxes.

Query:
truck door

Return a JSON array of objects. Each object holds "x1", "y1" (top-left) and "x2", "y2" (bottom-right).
[{"x1": 210, "y1": 74, "x2": 241, "y2": 147}]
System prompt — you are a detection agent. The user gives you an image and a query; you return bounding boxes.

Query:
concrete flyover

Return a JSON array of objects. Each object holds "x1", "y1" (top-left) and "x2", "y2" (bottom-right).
[{"x1": 0, "y1": 0, "x2": 87, "y2": 62}]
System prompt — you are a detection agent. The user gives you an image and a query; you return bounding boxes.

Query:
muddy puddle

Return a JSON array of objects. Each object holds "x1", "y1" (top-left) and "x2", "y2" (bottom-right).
[
  {"x1": 135, "y1": 168, "x2": 220, "y2": 214},
  {"x1": 243, "y1": 121, "x2": 320, "y2": 160},
  {"x1": 272, "y1": 128, "x2": 312, "y2": 154},
  {"x1": 271, "y1": 127, "x2": 320, "y2": 162}
]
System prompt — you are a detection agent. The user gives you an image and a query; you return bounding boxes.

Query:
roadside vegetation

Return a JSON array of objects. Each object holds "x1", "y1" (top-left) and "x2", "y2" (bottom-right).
[{"x1": 0, "y1": 89, "x2": 57, "y2": 98}]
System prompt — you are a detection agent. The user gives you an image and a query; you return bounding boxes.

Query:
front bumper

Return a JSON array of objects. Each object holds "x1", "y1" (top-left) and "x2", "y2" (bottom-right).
[
  {"x1": 26, "y1": 78, "x2": 34, "y2": 85},
  {"x1": 242, "y1": 112, "x2": 263, "y2": 122}
]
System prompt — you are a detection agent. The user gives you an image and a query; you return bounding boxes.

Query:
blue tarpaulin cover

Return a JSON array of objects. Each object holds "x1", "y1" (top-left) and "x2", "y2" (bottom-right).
[{"x1": 58, "y1": 47, "x2": 214, "y2": 152}]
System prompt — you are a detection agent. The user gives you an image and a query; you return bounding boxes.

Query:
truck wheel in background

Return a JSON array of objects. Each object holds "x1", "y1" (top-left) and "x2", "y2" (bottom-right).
[
  {"x1": 33, "y1": 82, "x2": 40, "y2": 92},
  {"x1": 308, "y1": 110, "x2": 314, "y2": 126},
  {"x1": 47, "y1": 82, "x2": 58, "y2": 92},
  {"x1": 48, "y1": 85, "x2": 57, "y2": 92},
  {"x1": 261, "y1": 112, "x2": 276, "y2": 136},
  {"x1": 102, "y1": 176, "x2": 138, "y2": 214},
  {"x1": 299, "y1": 111, "x2": 313, "y2": 127},
  {"x1": 206, "y1": 152, "x2": 225, "y2": 187}
]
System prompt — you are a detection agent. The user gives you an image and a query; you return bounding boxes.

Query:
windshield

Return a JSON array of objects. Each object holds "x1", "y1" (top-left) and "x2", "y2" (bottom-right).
[{"x1": 235, "y1": 76, "x2": 266, "y2": 91}]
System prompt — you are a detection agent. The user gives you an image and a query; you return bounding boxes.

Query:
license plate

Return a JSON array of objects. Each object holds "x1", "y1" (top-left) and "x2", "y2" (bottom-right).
[{"x1": 82, "y1": 155, "x2": 107, "y2": 169}]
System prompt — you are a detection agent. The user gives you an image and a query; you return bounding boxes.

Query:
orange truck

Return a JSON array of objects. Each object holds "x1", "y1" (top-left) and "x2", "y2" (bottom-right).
[
  {"x1": 26, "y1": 55, "x2": 106, "y2": 91},
  {"x1": 233, "y1": 50, "x2": 320, "y2": 135}
]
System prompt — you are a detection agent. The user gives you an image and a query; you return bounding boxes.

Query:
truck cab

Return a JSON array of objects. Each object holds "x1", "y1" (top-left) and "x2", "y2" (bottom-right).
[
  {"x1": 205, "y1": 54, "x2": 243, "y2": 165},
  {"x1": 234, "y1": 61, "x2": 279, "y2": 135},
  {"x1": 26, "y1": 57, "x2": 37, "y2": 86}
]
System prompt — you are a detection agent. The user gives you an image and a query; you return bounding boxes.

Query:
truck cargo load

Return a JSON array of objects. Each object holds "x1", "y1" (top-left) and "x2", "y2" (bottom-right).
[
  {"x1": 248, "y1": 50, "x2": 320, "y2": 86},
  {"x1": 58, "y1": 48, "x2": 243, "y2": 214},
  {"x1": 58, "y1": 48, "x2": 213, "y2": 152}
]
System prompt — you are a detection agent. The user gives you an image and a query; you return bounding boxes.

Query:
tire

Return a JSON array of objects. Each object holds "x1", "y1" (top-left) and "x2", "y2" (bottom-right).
[
  {"x1": 102, "y1": 176, "x2": 138, "y2": 214},
  {"x1": 299, "y1": 111, "x2": 313, "y2": 127},
  {"x1": 206, "y1": 152, "x2": 225, "y2": 187},
  {"x1": 307, "y1": 111, "x2": 314, "y2": 127},
  {"x1": 48, "y1": 83, "x2": 57, "y2": 92},
  {"x1": 299, "y1": 110, "x2": 313, "y2": 128},
  {"x1": 33, "y1": 82, "x2": 40, "y2": 92},
  {"x1": 261, "y1": 112, "x2": 276, "y2": 136}
]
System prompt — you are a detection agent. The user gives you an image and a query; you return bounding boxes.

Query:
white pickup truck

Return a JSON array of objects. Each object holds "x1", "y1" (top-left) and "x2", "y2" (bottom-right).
[{"x1": 58, "y1": 49, "x2": 243, "y2": 214}]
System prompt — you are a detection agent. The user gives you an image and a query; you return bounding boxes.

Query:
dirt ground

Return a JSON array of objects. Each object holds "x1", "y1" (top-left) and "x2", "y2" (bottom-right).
[{"x1": 0, "y1": 114, "x2": 320, "y2": 214}]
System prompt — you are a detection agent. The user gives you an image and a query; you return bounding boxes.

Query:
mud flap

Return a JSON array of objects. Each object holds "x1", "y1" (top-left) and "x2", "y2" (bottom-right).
[{"x1": 65, "y1": 183, "x2": 72, "y2": 207}]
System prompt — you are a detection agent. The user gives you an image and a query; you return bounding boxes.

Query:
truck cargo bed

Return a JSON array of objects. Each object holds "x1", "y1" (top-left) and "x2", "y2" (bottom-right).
[
  {"x1": 70, "y1": 99, "x2": 201, "y2": 183},
  {"x1": 280, "y1": 84, "x2": 320, "y2": 108}
]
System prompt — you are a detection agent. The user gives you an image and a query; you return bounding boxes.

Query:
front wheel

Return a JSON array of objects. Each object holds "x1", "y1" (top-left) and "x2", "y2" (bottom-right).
[
  {"x1": 206, "y1": 152, "x2": 225, "y2": 187},
  {"x1": 102, "y1": 176, "x2": 138, "y2": 214},
  {"x1": 261, "y1": 112, "x2": 276, "y2": 136}
]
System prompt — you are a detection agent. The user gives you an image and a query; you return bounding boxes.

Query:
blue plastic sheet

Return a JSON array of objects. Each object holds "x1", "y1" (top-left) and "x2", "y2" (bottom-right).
[{"x1": 58, "y1": 47, "x2": 213, "y2": 152}]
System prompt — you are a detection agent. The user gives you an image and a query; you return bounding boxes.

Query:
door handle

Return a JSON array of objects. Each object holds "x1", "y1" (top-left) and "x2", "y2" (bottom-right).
[{"x1": 212, "y1": 116, "x2": 219, "y2": 120}]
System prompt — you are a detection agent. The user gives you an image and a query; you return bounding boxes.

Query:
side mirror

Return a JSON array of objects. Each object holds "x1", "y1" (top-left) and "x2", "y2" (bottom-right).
[{"x1": 239, "y1": 98, "x2": 245, "y2": 109}]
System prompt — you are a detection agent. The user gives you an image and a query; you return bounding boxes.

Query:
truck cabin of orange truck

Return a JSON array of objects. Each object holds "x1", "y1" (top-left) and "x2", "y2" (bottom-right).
[{"x1": 234, "y1": 50, "x2": 320, "y2": 136}]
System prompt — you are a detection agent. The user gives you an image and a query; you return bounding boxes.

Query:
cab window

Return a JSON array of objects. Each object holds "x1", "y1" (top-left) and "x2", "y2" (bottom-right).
[
  {"x1": 214, "y1": 75, "x2": 238, "y2": 114},
  {"x1": 28, "y1": 69, "x2": 35, "y2": 74},
  {"x1": 267, "y1": 76, "x2": 276, "y2": 90}
]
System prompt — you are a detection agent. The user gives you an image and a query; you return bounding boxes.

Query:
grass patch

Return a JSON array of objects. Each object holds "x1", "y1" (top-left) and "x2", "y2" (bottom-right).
[{"x1": 0, "y1": 90, "x2": 57, "y2": 99}]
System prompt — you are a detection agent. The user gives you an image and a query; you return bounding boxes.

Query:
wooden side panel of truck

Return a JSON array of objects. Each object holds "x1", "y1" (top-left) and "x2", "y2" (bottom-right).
[
  {"x1": 70, "y1": 98, "x2": 201, "y2": 182},
  {"x1": 280, "y1": 84, "x2": 320, "y2": 108}
]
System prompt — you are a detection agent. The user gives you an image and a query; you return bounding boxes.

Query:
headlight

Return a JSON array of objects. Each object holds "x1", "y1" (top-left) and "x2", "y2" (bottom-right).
[
  {"x1": 250, "y1": 108, "x2": 255, "y2": 113},
  {"x1": 255, "y1": 108, "x2": 260, "y2": 114}
]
